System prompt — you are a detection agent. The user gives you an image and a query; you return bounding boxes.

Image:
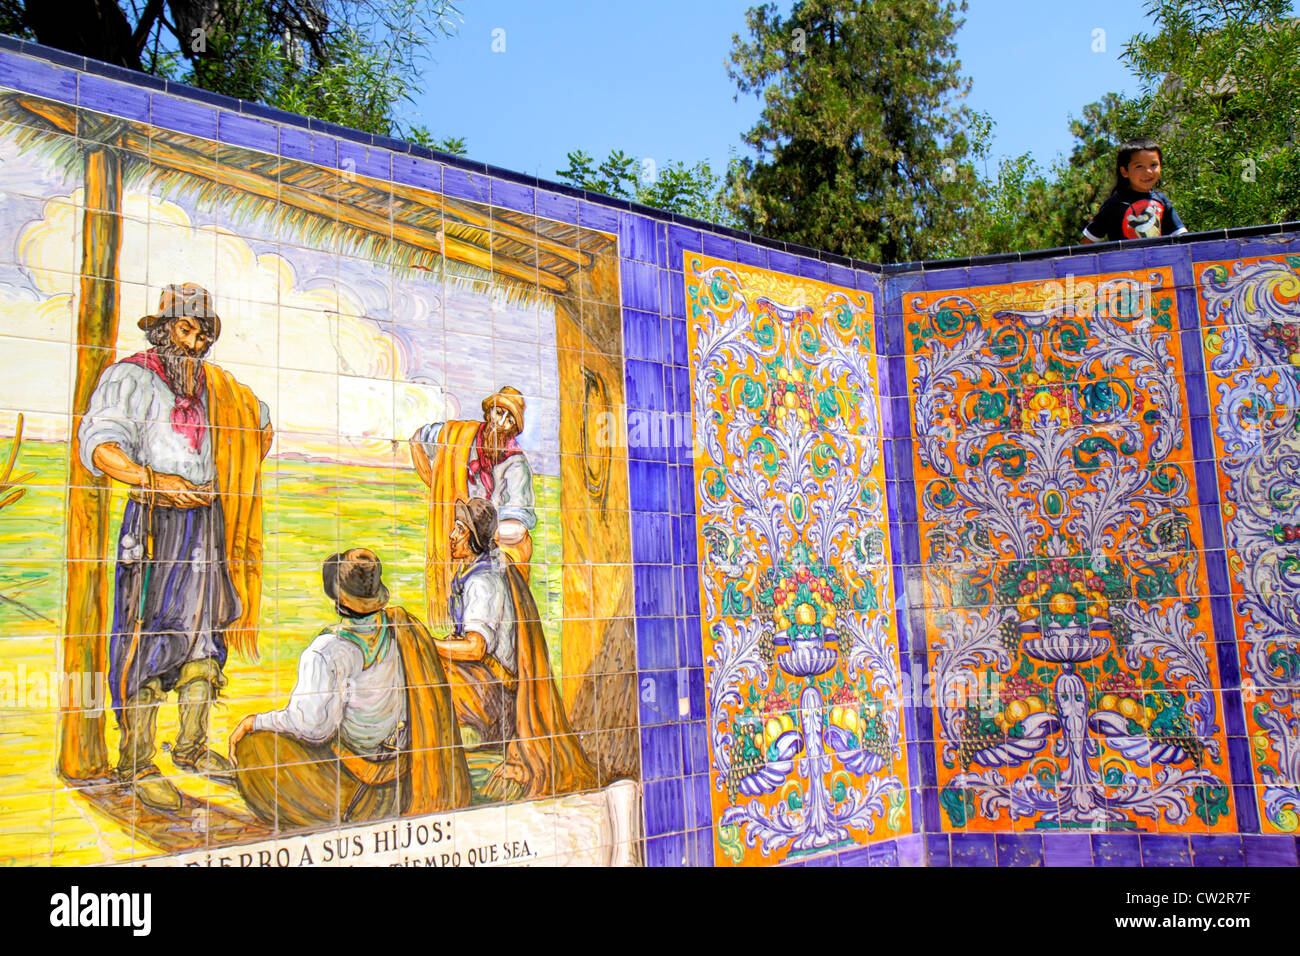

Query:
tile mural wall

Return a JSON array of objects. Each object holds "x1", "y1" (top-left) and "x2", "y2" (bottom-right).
[{"x1": 0, "y1": 40, "x2": 1295, "y2": 867}]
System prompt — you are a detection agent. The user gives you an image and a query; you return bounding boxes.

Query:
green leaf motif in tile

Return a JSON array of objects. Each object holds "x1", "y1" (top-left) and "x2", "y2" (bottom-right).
[
  {"x1": 1133, "y1": 566, "x2": 1178, "y2": 601},
  {"x1": 703, "y1": 467, "x2": 726, "y2": 499},
  {"x1": 1071, "y1": 435, "x2": 1118, "y2": 472},
  {"x1": 985, "y1": 443, "x2": 1026, "y2": 478},
  {"x1": 989, "y1": 323, "x2": 1024, "y2": 358},
  {"x1": 887, "y1": 788, "x2": 905, "y2": 832},
  {"x1": 747, "y1": 436, "x2": 779, "y2": 476},
  {"x1": 717, "y1": 825, "x2": 745, "y2": 864},
  {"x1": 709, "y1": 276, "x2": 732, "y2": 308},
  {"x1": 739, "y1": 375, "x2": 766, "y2": 409},
  {"x1": 939, "y1": 783, "x2": 974, "y2": 828},
  {"x1": 972, "y1": 390, "x2": 1006, "y2": 421},
  {"x1": 798, "y1": 323, "x2": 820, "y2": 354},
  {"x1": 924, "y1": 478, "x2": 956, "y2": 508},
  {"x1": 1053, "y1": 319, "x2": 1088, "y2": 355},
  {"x1": 721, "y1": 581, "x2": 753, "y2": 618},
  {"x1": 933, "y1": 306, "x2": 973, "y2": 336},
  {"x1": 1193, "y1": 785, "x2": 1231, "y2": 826},
  {"x1": 812, "y1": 442, "x2": 836, "y2": 478}
]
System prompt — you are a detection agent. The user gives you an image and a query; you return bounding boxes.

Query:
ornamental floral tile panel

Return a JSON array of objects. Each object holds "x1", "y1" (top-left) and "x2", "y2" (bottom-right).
[
  {"x1": 905, "y1": 268, "x2": 1237, "y2": 833},
  {"x1": 1196, "y1": 252, "x2": 1300, "y2": 835},
  {"x1": 684, "y1": 253, "x2": 909, "y2": 866}
]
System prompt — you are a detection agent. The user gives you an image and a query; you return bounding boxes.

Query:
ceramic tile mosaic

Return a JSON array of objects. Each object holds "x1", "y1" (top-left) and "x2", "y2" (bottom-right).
[
  {"x1": 0, "y1": 37, "x2": 1297, "y2": 867},
  {"x1": 683, "y1": 253, "x2": 910, "y2": 865},
  {"x1": 903, "y1": 268, "x2": 1237, "y2": 835},
  {"x1": 0, "y1": 73, "x2": 642, "y2": 866},
  {"x1": 1194, "y1": 252, "x2": 1300, "y2": 836}
]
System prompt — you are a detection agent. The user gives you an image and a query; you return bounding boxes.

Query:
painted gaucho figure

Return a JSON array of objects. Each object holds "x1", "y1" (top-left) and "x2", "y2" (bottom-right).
[
  {"x1": 229, "y1": 547, "x2": 472, "y2": 827},
  {"x1": 0, "y1": 84, "x2": 637, "y2": 865},
  {"x1": 410, "y1": 396, "x2": 595, "y2": 801},
  {"x1": 77, "y1": 283, "x2": 272, "y2": 812}
]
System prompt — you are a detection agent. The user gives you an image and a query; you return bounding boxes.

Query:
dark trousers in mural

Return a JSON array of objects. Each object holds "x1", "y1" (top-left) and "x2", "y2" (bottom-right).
[{"x1": 108, "y1": 498, "x2": 237, "y2": 715}]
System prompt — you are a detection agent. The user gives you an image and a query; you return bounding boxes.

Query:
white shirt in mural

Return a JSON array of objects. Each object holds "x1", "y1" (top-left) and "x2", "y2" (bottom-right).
[
  {"x1": 458, "y1": 553, "x2": 518, "y2": 674},
  {"x1": 252, "y1": 614, "x2": 409, "y2": 755},
  {"x1": 415, "y1": 421, "x2": 537, "y2": 529},
  {"x1": 78, "y1": 360, "x2": 270, "y2": 484}
]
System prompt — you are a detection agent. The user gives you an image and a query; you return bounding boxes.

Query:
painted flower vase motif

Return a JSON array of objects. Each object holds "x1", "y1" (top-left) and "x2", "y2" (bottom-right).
[
  {"x1": 914, "y1": 273, "x2": 1232, "y2": 833},
  {"x1": 688, "y1": 257, "x2": 906, "y2": 863}
]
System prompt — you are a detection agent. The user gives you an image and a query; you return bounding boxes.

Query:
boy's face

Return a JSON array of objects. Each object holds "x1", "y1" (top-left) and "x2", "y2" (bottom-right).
[
  {"x1": 450, "y1": 519, "x2": 472, "y2": 560},
  {"x1": 1121, "y1": 149, "x2": 1162, "y2": 192}
]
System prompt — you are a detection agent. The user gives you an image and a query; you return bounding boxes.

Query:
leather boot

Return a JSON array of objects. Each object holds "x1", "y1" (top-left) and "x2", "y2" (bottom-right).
[
  {"x1": 117, "y1": 680, "x2": 183, "y2": 813},
  {"x1": 171, "y1": 658, "x2": 235, "y2": 784}
]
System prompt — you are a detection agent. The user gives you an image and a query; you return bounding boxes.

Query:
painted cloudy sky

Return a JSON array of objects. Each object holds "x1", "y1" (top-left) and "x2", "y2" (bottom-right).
[{"x1": 0, "y1": 129, "x2": 562, "y2": 474}]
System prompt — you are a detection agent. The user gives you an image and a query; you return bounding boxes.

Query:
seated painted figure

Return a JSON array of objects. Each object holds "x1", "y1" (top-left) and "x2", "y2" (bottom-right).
[
  {"x1": 435, "y1": 497, "x2": 596, "y2": 800},
  {"x1": 229, "y1": 549, "x2": 471, "y2": 828}
]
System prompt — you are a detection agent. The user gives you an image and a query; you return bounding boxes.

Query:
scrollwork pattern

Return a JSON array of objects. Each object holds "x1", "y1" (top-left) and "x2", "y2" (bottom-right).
[
  {"x1": 911, "y1": 270, "x2": 1234, "y2": 832},
  {"x1": 686, "y1": 256, "x2": 906, "y2": 863},
  {"x1": 1198, "y1": 254, "x2": 1300, "y2": 832}
]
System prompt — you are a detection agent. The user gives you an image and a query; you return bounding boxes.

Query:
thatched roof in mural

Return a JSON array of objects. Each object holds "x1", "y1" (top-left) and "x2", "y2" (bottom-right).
[{"x1": 0, "y1": 92, "x2": 613, "y2": 308}]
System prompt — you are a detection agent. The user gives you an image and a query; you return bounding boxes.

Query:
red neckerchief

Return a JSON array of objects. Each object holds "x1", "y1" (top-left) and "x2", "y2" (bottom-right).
[
  {"x1": 120, "y1": 350, "x2": 207, "y2": 452},
  {"x1": 467, "y1": 422, "x2": 520, "y2": 495}
]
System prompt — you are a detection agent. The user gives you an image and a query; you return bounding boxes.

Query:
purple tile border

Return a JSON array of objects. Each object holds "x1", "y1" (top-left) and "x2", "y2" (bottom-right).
[
  {"x1": 1141, "y1": 834, "x2": 1192, "y2": 867},
  {"x1": 1043, "y1": 834, "x2": 1094, "y2": 867}
]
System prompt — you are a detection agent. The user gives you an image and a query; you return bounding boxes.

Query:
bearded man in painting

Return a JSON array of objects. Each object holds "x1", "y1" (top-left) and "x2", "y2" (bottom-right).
[
  {"x1": 409, "y1": 386, "x2": 537, "y2": 628},
  {"x1": 78, "y1": 283, "x2": 272, "y2": 813}
]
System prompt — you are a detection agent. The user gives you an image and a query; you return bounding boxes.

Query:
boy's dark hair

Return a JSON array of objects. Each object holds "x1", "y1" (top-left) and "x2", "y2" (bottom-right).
[{"x1": 1110, "y1": 138, "x2": 1163, "y2": 195}]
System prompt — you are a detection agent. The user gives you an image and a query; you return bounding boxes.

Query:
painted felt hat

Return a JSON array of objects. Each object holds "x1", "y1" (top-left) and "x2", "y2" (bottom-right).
[
  {"x1": 454, "y1": 497, "x2": 499, "y2": 554},
  {"x1": 481, "y1": 385, "x2": 525, "y2": 427},
  {"x1": 138, "y1": 282, "x2": 222, "y2": 339},
  {"x1": 322, "y1": 548, "x2": 390, "y2": 615}
]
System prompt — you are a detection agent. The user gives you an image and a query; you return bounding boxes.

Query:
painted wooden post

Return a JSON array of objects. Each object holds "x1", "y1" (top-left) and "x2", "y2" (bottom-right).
[{"x1": 58, "y1": 141, "x2": 122, "y2": 780}]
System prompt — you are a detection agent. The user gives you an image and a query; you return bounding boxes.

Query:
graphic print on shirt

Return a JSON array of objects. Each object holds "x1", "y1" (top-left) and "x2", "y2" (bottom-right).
[{"x1": 1124, "y1": 197, "x2": 1165, "y2": 239}]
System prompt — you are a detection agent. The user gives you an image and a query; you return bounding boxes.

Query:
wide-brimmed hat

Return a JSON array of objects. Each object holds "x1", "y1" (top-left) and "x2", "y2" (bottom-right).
[
  {"x1": 138, "y1": 282, "x2": 222, "y2": 339},
  {"x1": 322, "y1": 548, "x2": 390, "y2": 614},
  {"x1": 454, "y1": 497, "x2": 498, "y2": 555},
  {"x1": 481, "y1": 385, "x2": 525, "y2": 428}
]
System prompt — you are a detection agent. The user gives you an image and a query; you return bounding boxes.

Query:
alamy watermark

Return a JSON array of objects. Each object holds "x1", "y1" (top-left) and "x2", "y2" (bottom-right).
[{"x1": 0, "y1": 665, "x2": 106, "y2": 712}]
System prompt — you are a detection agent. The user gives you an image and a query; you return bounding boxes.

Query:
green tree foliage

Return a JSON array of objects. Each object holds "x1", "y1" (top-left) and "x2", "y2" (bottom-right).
[
  {"x1": 725, "y1": 0, "x2": 977, "y2": 263},
  {"x1": 1041, "y1": 94, "x2": 1147, "y2": 246},
  {"x1": 0, "y1": 1, "x2": 462, "y2": 142},
  {"x1": 961, "y1": 0, "x2": 1300, "y2": 252},
  {"x1": 556, "y1": 148, "x2": 741, "y2": 226},
  {"x1": 934, "y1": 113, "x2": 1056, "y2": 257},
  {"x1": 1122, "y1": 0, "x2": 1300, "y2": 229},
  {"x1": 958, "y1": 95, "x2": 1147, "y2": 255}
]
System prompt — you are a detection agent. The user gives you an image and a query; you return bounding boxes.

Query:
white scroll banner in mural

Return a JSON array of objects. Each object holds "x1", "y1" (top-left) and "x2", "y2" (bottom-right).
[{"x1": 130, "y1": 781, "x2": 642, "y2": 868}]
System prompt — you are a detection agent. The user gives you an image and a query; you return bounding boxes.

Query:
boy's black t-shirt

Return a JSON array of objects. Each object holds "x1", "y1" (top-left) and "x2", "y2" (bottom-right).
[{"x1": 1082, "y1": 187, "x2": 1187, "y2": 242}]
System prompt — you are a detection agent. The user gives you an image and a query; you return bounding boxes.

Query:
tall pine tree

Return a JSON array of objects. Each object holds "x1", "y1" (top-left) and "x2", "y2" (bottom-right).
[{"x1": 726, "y1": 0, "x2": 976, "y2": 263}]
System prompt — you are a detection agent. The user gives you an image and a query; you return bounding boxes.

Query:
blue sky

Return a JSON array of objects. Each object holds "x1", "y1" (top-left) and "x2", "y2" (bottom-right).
[{"x1": 407, "y1": 0, "x2": 1159, "y2": 183}]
